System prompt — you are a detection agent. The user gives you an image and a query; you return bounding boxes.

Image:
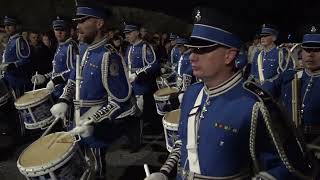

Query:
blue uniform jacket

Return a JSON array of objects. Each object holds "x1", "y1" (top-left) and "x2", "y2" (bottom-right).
[
  {"x1": 177, "y1": 71, "x2": 310, "y2": 179},
  {"x1": 61, "y1": 39, "x2": 135, "y2": 148},
  {"x1": 176, "y1": 50, "x2": 195, "y2": 91},
  {"x1": 250, "y1": 47, "x2": 289, "y2": 82},
  {"x1": 272, "y1": 69, "x2": 320, "y2": 128},
  {"x1": 2, "y1": 33, "x2": 31, "y2": 89},
  {"x1": 125, "y1": 40, "x2": 160, "y2": 95},
  {"x1": 50, "y1": 38, "x2": 78, "y2": 99},
  {"x1": 171, "y1": 46, "x2": 181, "y2": 65}
]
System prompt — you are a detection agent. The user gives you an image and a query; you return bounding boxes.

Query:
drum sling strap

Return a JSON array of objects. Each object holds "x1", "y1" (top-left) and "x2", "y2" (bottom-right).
[{"x1": 186, "y1": 87, "x2": 204, "y2": 174}]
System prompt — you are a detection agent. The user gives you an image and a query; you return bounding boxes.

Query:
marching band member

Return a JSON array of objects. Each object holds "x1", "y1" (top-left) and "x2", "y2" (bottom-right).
[
  {"x1": 272, "y1": 25, "x2": 320, "y2": 143},
  {"x1": 250, "y1": 24, "x2": 290, "y2": 95},
  {"x1": 0, "y1": 15, "x2": 31, "y2": 97},
  {"x1": 50, "y1": 1, "x2": 136, "y2": 178},
  {"x1": 31, "y1": 16, "x2": 78, "y2": 100},
  {"x1": 124, "y1": 22, "x2": 160, "y2": 147},
  {"x1": 175, "y1": 37, "x2": 195, "y2": 102},
  {"x1": 145, "y1": 6, "x2": 318, "y2": 180},
  {"x1": 169, "y1": 33, "x2": 181, "y2": 67}
]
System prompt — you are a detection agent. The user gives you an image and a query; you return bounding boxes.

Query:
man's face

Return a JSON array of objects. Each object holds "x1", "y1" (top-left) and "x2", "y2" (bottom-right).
[
  {"x1": 54, "y1": 30, "x2": 68, "y2": 42},
  {"x1": 178, "y1": 45, "x2": 187, "y2": 54},
  {"x1": 113, "y1": 39, "x2": 121, "y2": 47},
  {"x1": 4, "y1": 25, "x2": 16, "y2": 36},
  {"x1": 42, "y1": 36, "x2": 50, "y2": 47},
  {"x1": 76, "y1": 17, "x2": 101, "y2": 44},
  {"x1": 189, "y1": 45, "x2": 231, "y2": 80},
  {"x1": 125, "y1": 30, "x2": 139, "y2": 44},
  {"x1": 171, "y1": 40, "x2": 176, "y2": 46},
  {"x1": 302, "y1": 48, "x2": 320, "y2": 72},
  {"x1": 260, "y1": 35, "x2": 276, "y2": 47},
  {"x1": 108, "y1": 31, "x2": 114, "y2": 39},
  {"x1": 140, "y1": 28, "x2": 147, "y2": 38},
  {"x1": 29, "y1": 33, "x2": 39, "y2": 46}
]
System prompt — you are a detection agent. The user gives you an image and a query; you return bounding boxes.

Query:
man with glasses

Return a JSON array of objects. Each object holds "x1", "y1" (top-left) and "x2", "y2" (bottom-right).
[
  {"x1": 31, "y1": 16, "x2": 78, "y2": 100},
  {"x1": 145, "y1": 7, "x2": 317, "y2": 180},
  {"x1": 278, "y1": 25, "x2": 320, "y2": 144},
  {"x1": 250, "y1": 24, "x2": 289, "y2": 94},
  {"x1": 50, "y1": 1, "x2": 136, "y2": 178}
]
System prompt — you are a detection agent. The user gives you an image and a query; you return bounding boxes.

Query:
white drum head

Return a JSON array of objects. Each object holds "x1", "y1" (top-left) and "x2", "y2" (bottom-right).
[
  {"x1": 15, "y1": 88, "x2": 51, "y2": 107},
  {"x1": 154, "y1": 87, "x2": 179, "y2": 97},
  {"x1": 164, "y1": 109, "x2": 180, "y2": 124},
  {"x1": 18, "y1": 132, "x2": 74, "y2": 168}
]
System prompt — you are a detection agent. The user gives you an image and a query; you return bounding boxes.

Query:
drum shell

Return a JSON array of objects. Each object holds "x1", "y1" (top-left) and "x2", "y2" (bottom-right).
[
  {"x1": 156, "y1": 73, "x2": 176, "y2": 90},
  {"x1": 153, "y1": 87, "x2": 179, "y2": 116},
  {"x1": 17, "y1": 132, "x2": 89, "y2": 179},
  {"x1": 162, "y1": 109, "x2": 180, "y2": 152},
  {"x1": 14, "y1": 89, "x2": 54, "y2": 129}
]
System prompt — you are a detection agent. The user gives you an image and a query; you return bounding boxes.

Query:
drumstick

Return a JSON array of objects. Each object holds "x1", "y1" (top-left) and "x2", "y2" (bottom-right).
[
  {"x1": 41, "y1": 117, "x2": 60, "y2": 137},
  {"x1": 33, "y1": 71, "x2": 38, "y2": 92},
  {"x1": 47, "y1": 133, "x2": 62, "y2": 149},
  {"x1": 47, "y1": 119, "x2": 94, "y2": 148},
  {"x1": 144, "y1": 164, "x2": 150, "y2": 177},
  {"x1": 161, "y1": 77, "x2": 170, "y2": 88}
]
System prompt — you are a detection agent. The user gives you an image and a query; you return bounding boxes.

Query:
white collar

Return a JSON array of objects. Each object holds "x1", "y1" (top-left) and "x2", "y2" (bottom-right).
[
  {"x1": 305, "y1": 68, "x2": 320, "y2": 77},
  {"x1": 58, "y1": 37, "x2": 72, "y2": 45},
  {"x1": 9, "y1": 33, "x2": 20, "y2": 40},
  {"x1": 262, "y1": 45, "x2": 276, "y2": 53},
  {"x1": 204, "y1": 71, "x2": 243, "y2": 97},
  {"x1": 87, "y1": 38, "x2": 107, "y2": 50},
  {"x1": 132, "y1": 39, "x2": 143, "y2": 46}
]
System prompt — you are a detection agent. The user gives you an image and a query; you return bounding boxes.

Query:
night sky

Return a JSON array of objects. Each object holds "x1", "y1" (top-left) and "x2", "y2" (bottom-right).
[{"x1": 1, "y1": 0, "x2": 319, "y2": 42}]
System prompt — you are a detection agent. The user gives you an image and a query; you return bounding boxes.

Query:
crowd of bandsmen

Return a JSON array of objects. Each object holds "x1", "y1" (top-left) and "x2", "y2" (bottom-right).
[{"x1": 0, "y1": 0, "x2": 320, "y2": 179}]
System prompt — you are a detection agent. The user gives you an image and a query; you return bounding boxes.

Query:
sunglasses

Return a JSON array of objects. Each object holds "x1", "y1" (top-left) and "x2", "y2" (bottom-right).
[
  {"x1": 303, "y1": 48, "x2": 320, "y2": 53},
  {"x1": 191, "y1": 44, "x2": 223, "y2": 55}
]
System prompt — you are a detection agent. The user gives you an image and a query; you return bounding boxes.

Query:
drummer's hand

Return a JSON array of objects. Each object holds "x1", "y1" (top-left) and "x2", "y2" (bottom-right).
[
  {"x1": 160, "y1": 68, "x2": 166, "y2": 74},
  {"x1": 144, "y1": 172, "x2": 168, "y2": 180},
  {"x1": 129, "y1": 73, "x2": 137, "y2": 83},
  {"x1": 69, "y1": 125, "x2": 94, "y2": 138},
  {"x1": 0, "y1": 63, "x2": 9, "y2": 72},
  {"x1": 178, "y1": 93, "x2": 184, "y2": 103},
  {"x1": 50, "y1": 102, "x2": 68, "y2": 119},
  {"x1": 31, "y1": 74, "x2": 46, "y2": 85},
  {"x1": 46, "y1": 80, "x2": 55, "y2": 91}
]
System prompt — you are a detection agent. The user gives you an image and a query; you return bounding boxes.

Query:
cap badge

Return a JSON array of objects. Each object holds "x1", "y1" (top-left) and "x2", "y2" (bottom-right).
[
  {"x1": 311, "y1": 26, "x2": 317, "y2": 33},
  {"x1": 195, "y1": 10, "x2": 201, "y2": 23}
]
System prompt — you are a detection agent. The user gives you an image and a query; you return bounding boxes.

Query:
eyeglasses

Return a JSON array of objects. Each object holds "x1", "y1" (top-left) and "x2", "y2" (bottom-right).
[
  {"x1": 191, "y1": 44, "x2": 223, "y2": 55},
  {"x1": 303, "y1": 48, "x2": 320, "y2": 53}
]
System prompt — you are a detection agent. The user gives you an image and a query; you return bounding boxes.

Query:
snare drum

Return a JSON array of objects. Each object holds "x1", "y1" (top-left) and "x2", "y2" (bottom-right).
[
  {"x1": 14, "y1": 88, "x2": 55, "y2": 129},
  {"x1": 0, "y1": 78, "x2": 12, "y2": 107},
  {"x1": 162, "y1": 109, "x2": 180, "y2": 152},
  {"x1": 17, "y1": 132, "x2": 90, "y2": 180},
  {"x1": 153, "y1": 87, "x2": 179, "y2": 116},
  {"x1": 156, "y1": 73, "x2": 176, "y2": 89}
]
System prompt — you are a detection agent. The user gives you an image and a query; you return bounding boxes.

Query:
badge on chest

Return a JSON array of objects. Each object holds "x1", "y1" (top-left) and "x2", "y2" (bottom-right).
[{"x1": 214, "y1": 122, "x2": 238, "y2": 133}]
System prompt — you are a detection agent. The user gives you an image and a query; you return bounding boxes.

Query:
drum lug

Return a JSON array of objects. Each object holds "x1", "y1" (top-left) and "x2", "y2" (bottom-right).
[{"x1": 75, "y1": 134, "x2": 81, "y2": 142}]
